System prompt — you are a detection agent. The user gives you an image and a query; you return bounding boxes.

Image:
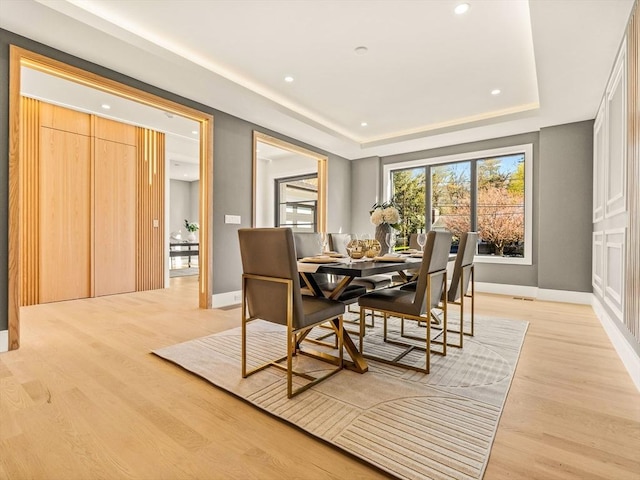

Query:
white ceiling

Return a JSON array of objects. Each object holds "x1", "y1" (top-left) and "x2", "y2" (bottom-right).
[{"x1": 1, "y1": 0, "x2": 635, "y2": 160}]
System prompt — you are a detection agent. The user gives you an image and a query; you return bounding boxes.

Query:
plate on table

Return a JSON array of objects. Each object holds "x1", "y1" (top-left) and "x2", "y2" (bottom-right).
[
  {"x1": 300, "y1": 256, "x2": 341, "y2": 264},
  {"x1": 323, "y1": 252, "x2": 346, "y2": 258},
  {"x1": 373, "y1": 255, "x2": 406, "y2": 263},
  {"x1": 399, "y1": 249, "x2": 419, "y2": 255},
  {"x1": 410, "y1": 253, "x2": 423, "y2": 258}
]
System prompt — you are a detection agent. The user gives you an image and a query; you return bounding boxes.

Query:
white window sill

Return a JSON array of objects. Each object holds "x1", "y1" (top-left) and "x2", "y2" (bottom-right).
[{"x1": 474, "y1": 255, "x2": 532, "y2": 266}]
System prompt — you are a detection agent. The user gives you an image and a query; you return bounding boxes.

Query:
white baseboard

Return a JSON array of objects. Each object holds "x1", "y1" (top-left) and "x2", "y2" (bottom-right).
[
  {"x1": 537, "y1": 288, "x2": 593, "y2": 305},
  {"x1": 475, "y1": 282, "x2": 539, "y2": 299},
  {"x1": 475, "y1": 282, "x2": 591, "y2": 305},
  {"x1": 212, "y1": 290, "x2": 242, "y2": 309},
  {"x1": 591, "y1": 296, "x2": 640, "y2": 392},
  {"x1": 0, "y1": 330, "x2": 8, "y2": 353}
]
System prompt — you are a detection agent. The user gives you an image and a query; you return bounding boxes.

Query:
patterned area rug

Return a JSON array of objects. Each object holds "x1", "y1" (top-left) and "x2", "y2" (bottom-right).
[{"x1": 153, "y1": 312, "x2": 528, "y2": 480}]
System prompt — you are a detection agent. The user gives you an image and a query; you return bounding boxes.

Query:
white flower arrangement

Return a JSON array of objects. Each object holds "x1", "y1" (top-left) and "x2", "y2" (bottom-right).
[{"x1": 369, "y1": 201, "x2": 400, "y2": 229}]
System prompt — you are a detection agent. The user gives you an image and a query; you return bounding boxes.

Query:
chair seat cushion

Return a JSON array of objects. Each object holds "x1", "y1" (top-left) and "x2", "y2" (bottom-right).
[
  {"x1": 399, "y1": 281, "x2": 417, "y2": 291},
  {"x1": 352, "y1": 274, "x2": 392, "y2": 290},
  {"x1": 316, "y1": 282, "x2": 366, "y2": 304},
  {"x1": 358, "y1": 287, "x2": 420, "y2": 317},
  {"x1": 300, "y1": 296, "x2": 345, "y2": 329}
]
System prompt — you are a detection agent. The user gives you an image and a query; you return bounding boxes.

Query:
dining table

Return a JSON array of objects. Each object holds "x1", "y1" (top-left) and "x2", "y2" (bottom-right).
[{"x1": 297, "y1": 254, "x2": 424, "y2": 373}]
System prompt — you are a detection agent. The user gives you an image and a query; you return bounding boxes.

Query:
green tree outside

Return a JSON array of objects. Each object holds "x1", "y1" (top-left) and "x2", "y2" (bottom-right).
[{"x1": 391, "y1": 169, "x2": 425, "y2": 244}]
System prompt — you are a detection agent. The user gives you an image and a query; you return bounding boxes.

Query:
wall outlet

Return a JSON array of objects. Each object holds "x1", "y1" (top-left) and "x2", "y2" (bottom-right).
[
  {"x1": 225, "y1": 214, "x2": 241, "y2": 224},
  {"x1": 233, "y1": 293, "x2": 241, "y2": 302}
]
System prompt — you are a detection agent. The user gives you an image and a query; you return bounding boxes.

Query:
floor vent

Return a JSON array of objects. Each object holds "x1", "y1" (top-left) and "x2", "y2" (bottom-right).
[{"x1": 512, "y1": 296, "x2": 535, "y2": 301}]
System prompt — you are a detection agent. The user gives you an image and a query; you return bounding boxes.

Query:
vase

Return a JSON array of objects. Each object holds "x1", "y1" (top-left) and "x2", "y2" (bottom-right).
[
  {"x1": 375, "y1": 224, "x2": 391, "y2": 255},
  {"x1": 187, "y1": 232, "x2": 197, "y2": 243}
]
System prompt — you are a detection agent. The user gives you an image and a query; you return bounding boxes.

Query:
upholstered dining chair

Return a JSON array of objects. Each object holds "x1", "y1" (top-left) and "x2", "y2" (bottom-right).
[
  {"x1": 446, "y1": 231, "x2": 478, "y2": 343},
  {"x1": 399, "y1": 231, "x2": 477, "y2": 348},
  {"x1": 357, "y1": 231, "x2": 452, "y2": 373},
  {"x1": 408, "y1": 233, "x2": 420, "y2": 250},
  {"x1": 238, "y1": 228, "x2": 345, "y2": 398},
  {"x1": 293, "y1": 232, "x2": 366, "y2": 347}
]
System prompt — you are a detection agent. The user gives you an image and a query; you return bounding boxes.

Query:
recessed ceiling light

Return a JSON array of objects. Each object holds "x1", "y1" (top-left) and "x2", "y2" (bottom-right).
[
  {"x1": 361, "y1": 122, "x2": 368, "y2": 127},
  {"x1": 192, "y1": 130, "x2": 198, "y2": 135},
  {"x1": 183, "y1": 174, "x2": 188, "y2": 177},
  {"x1": 354, "y1": 46, "x2": 368, "y2": 55},
  {"x1": 491, "y1": 89, "x2": 501, "y2": 95},
  {"x1": 284, "y1": 75, "x2": 294, "y2": 83},
  {"x1": 101, "y1": 104, "x2": 111, "y2": 110},
  {"x1": 454, "y1": 3, "x2": 470, "y2": 15}
]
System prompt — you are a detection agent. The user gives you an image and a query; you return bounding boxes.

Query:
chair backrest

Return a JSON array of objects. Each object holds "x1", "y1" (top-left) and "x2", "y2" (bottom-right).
[
  {"x1": 292, "y1": 232, "x2": 322, "y2": 259},
  {"x1": 411, "y1": 231, "x2": 453, "y2": 315},
  {"x1": 238, "y1": 228, "x2": 305, "y2": 328},
  {"x1": 328, "y1": 233, "x2": 351, "y2": 255},
  {"x1": 408, "y1": 233, "x2": 419, "y2": 250},
  {"x1": 448, "y1": 232, "x2": 478, "y2": 302}
]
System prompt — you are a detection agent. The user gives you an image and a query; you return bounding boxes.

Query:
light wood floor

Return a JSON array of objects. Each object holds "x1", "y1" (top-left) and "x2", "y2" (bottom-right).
[{"x1": 1, "y1": 277, "x2": 638, "y2": 479}]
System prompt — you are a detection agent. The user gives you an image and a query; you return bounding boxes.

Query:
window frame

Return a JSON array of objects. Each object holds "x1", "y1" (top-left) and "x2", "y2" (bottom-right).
[
  {"x1": 274, "y1": 172, "x2": 318, "y2": 231},
  {"x1": 383, "y1": 143, "x2": 533, "y2": 265}
]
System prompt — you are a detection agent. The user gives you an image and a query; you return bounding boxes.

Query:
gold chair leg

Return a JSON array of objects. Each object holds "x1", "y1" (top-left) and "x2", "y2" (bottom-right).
[
  {"x1": 470, "y1": 265, "x2": 475, "y2": 336},
  {"x1": 442, "y1": 271, "x2": 447, "y2": 356},
  {"x1": 383, "y1": 313, "x2": 388, "y2": 342},
  {"x1": 459, "y1": 274, "x2": 464, "y2": 347},
  {"x1": 359, "y1": 308, "x2": 365, "y2": 352},
  {"x1": 426, "y1": 311, "x2": 431, "y2": 374}
]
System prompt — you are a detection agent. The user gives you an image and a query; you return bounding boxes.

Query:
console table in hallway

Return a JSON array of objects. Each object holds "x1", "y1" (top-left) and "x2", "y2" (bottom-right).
[{"x1": 169, "y1": 242, "x2": 199, "y2": 268}]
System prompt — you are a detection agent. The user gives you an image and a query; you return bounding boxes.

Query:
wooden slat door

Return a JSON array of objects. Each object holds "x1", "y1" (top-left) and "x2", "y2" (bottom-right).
[
  {"x1": 94, "y1": 138, "x2": 137, "y2": 296},
  {"x1": 38, "y1": 127, "x2": 91, "y2": 303}
]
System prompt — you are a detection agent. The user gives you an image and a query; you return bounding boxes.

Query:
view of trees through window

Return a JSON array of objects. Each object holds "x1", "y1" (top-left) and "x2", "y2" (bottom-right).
[{"x1": 390, "y1": 153, "x2": 525, "y2": 257}]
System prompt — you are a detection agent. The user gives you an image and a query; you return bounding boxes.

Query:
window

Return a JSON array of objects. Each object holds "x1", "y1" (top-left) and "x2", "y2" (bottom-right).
[
  {"x1": 390, "y1": 167, "x2": 425, "y2": 249},
  {"x1": 432, "y1": 161, "x2": 471, "y2": 244},
  {"x1": 385, "y1": 144, "x2": 533, "y2": 264},
  {"x1": 476, "y1": 155, "x2": 525, "y2": 257},
  {"x1": 275, "y1": 174, "x2": 318, "y2": 232}
]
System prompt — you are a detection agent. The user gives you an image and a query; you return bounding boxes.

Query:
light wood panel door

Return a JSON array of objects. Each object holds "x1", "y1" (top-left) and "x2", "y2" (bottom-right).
[
  {"x1": 39, "y1": 127, "x2": 91, "y2": 303},
  {"x1": 94, "y1": 138, "x2": 137, "y2": 296}
]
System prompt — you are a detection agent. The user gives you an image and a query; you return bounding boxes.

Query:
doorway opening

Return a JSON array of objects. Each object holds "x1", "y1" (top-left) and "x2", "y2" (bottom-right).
[{"x1": 8, "y1": 46, "x2": 214, "y2": 350}]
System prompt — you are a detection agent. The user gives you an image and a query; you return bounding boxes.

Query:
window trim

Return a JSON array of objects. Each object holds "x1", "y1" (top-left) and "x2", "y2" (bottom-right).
[
  {"x1": 274, "y1": 173, "x2": 318, "y2": 231},
  {"x1": 383, "y1": 143, "x2": 533, "y2": 265}
]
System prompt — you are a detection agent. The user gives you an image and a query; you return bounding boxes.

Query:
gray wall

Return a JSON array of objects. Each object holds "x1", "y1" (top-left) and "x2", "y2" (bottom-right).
[
  {"x1": 351, "y1": 156, "x2": 381, "y2": 236},
  {"x1": 351, "y1": 125, "x2": 595, "y2": 292},
  {"x1": 169, "y1": 179, "x2": 199, "y2": 237},
  {"x1": 0, "y1": 27, "x2": 352, "y2": 329},
  {"x1": 538, "y1": 121, "x2": 594, "y2": 292}
]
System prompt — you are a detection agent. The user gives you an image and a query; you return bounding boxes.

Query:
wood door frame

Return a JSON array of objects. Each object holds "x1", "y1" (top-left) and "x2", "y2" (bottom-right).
[
  {"x1": 8, "y1": 45, "x2": 214, "y2": 350},
  {"x1": 252, "y1": 131, "x2": 327, "y2": 232}
]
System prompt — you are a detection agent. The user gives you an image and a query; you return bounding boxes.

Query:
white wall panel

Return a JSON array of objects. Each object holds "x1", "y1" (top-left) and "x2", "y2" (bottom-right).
[
  {"x1": 604, "y1": 229, "x2": 626, "y2": 321},
  {"x1": 593, "y1": 101, "x2": 605, "y2": 222},
  {"x1": 592, "y1": 231, "x2": 604, "y2": 296},
  {"x1": 605, "y1": 42, "x2": 627, "y2": 218}
]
